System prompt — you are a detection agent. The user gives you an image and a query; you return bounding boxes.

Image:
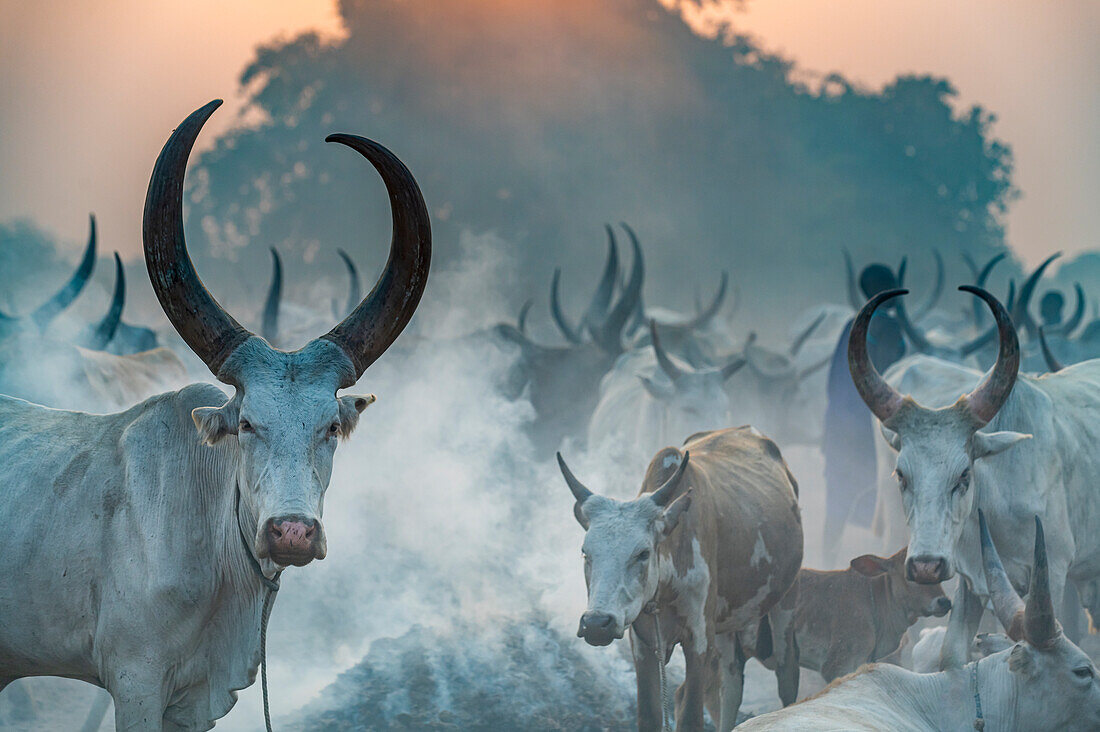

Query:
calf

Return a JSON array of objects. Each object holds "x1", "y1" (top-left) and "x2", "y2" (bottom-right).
[{"x1": 793, "y1": 549, "x2": 950, "y2": 681}]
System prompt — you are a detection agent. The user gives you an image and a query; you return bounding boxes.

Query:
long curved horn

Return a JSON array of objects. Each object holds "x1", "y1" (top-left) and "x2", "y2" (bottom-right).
[
  {"x1": 337, "y1": 248, "x2": 361, "y2": 316},
  {"x1": 895, "y1": 256, "x2": 908, "y2": 289},
  {"x1": 958, "y1": 280, "x2": 1016, "y2": 358},
  {"x1": 912, "y1": 249, "x2": 945, "y2": 320},
  {"x1": 580, "y1": 225, "x2": 619, "y2": 329},
  {"x1": 1050, "y1": 283, "x2": 1085, "y2": 336},
  {"x1": 848, "y1": 289, "x2": 909, "y2": 424},
  {"x1": 790, "y1": 312, "x2": 827, "y2": 357},
  {"x1": 83, "y1": 253, "x2": 126, "y2": 351},
  {"x1": 1038, "y1": 327, "x2": 1064, "y2": 373},
  {"x1": 1013, "y1": 253, "x2": 1060, "y2": 338},
  {"x1": 650, "y1": 319, "x2": 686, "y2": 383},
  {"x1": 843, "y1": 249, "x2": 862, "y2": 310},
  {"x1": 517, "y1": 299, "x2": 533, "y2": 335},
  {"x1": 591, "y1": 223, "x2": 644, "y2": 354},
  {"x1": 650, "y1": 451, "x2": 690, "y2": 507},
  {"x1": 978, "y1": 509, "x2": 1026, "y2": 641},
  {"x1": 891, "y1": 297, "x2": 936, "y2": 355},
  {"x1": 960, "y1": 285, "x2": 1019, "y2": 424},
  {"x1": 1024, "y1": 516, "x2": 1059, "y2": 648},
  {"x1": 721, "y1": 355, "x2": 746, "y2": 380},
  {"x1": 550, "y1": 268, "x2": 583, "y2": 345},
  {"x1": 681, "y1": 272, "x2": 727, "y2": 330},
  {"x1": 962, "y1": 253, "x2": 979, "y2": 282},
  {"x1": 143, "y1": 100, "x2": 251, "y2": 377},
  {"x1": 31, "y1": 213, "x2": 98, "y2": 332},
  {"x1": 320, "y1": 134, "x2": 432, "y2": 386},
  {"x1": 971, "y1": 252, "x2": 1007, "y2": 328},
  {"x1": 261, "y1": 248, "x2": 282, "y2": 345},
  {"x1": 556, "y1": 452, "x2": 593, "y2": 505}
]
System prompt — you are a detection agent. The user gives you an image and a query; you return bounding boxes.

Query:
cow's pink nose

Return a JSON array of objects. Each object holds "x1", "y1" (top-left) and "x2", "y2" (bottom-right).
[{"x1": 264, "y1": 516, "x2": 320, "y2": 566}]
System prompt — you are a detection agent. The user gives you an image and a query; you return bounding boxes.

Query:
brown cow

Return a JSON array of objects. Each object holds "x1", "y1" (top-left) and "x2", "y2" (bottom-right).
[
  {"x1": 557, "y1": 426, "x2": 803, "y2": 731},
  {"x1": 785, "y1": 549, "x2": 951, "y2": 682}
]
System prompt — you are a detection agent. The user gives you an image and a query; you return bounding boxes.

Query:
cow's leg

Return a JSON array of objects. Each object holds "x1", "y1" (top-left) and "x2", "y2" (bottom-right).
[
  {"x1": 940, "y1": 579, "x2": 983, "y2": 670},
  {"x1": 107, "y1": 670, "x2": 168, "y2": 732},
  {"x1": 675, "y1": 642, "x2": 709, "y2": 732},
  {"x1": 714, "y1": 632, "x2": 746, "y2": 732},
  {"x1": 769, "y1": 595, "x2": 800, "y2": 706},
  {"x1": 629, "y1": 627, "x2": 663, "y2": 732},
  {"x1": 1061, "y1": 577, "x2": 1086, "y2": 643}
]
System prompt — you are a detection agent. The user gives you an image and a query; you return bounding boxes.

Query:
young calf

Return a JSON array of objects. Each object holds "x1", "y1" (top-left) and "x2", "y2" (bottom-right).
[{"x1": 791, "y1": 549, "x2": 951, "y2": 681}]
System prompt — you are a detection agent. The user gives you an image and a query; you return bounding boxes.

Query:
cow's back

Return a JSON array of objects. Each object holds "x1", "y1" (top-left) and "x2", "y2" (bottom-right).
[
  {"x1": 0, "y1": 383, "x2": 230, "y2": 682},
  {"x1": 641, "y1": 426, "x2": 803, "y2": 631}
]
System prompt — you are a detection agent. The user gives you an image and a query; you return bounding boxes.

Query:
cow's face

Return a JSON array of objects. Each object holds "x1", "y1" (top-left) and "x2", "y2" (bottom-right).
[
  {"x1": 883, "y1": 403, "x2": 1028, "y2": 583},
  {"x1": 192, "y1": 339, "x2": 374, "y2": 567},
  {"x1": 1009, "y1": 635, "x2": 1100, "y2": 731},
  {"x1": 572, "y1": 493, "x2": 691, "y2": 646},
  {"x1": 640, "y1": 370, "x2": 732, "y2": 433},
  {"x1": 851, "y1": 548, "x2": 951, "y2": 620}
]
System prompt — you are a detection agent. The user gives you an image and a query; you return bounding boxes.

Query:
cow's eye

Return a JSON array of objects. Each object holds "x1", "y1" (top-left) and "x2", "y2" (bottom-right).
[
  {"x1": 952, "y1": 469, "x2": 971, "y2": 495},
  {"x1": 328, "y1": 422, "x2": 340, "y2": 436},
  {"x1": 636, "y1": 550, "x2": 650, "y2": 563},
  {"x1": 1074, "y1": 666, "x2": 1094, "y2": 679},
  {"x1": 239, "y1": 419, "x2": 254, "y2": 433},
  {"x1": 894, "y1": 469, "x2": 907, "y2": 489}
]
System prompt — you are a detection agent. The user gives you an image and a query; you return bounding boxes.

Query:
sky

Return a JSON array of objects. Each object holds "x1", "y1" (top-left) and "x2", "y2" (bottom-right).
[{"x1": 0, "y1": 0, "x2": 1096, "y2": 268}]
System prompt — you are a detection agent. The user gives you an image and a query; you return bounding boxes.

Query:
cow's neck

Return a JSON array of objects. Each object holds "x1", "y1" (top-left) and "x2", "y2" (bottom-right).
[
  {"x1": 171, "y1": 437, "x2": 279, "y2": 724},
  {"x1": 872, "y1": 656, "x2": 1017, "y2": 729},
  {"x1": 868, "y1": 576, "x2": 913, "y2": 661}
]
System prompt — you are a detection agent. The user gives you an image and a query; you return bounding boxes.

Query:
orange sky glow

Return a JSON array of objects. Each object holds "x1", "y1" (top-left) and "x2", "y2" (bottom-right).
[{"x1": 1, "y1": 0, "x2": 1096, "y2": 268}]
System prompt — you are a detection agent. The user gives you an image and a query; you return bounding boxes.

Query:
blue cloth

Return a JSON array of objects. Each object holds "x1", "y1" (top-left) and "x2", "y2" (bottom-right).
[{"x1": 822, "y1": 314, "x2": 904, "y2": 528}]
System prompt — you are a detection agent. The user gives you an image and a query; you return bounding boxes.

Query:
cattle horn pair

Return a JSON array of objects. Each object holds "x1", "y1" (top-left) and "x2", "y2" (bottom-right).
[
  {"x1": 650, "y1": 320, "x2": 744, "y2": 383},
  {"x1": 143, "y1": 100, "x2": 431, "y2": 387},
  {"x1": 848, "y1": 286, "x2": 1019, "y2": 426},
  {"x1": 556, "y1": 451, "x2": 690, "y2": 508},
  {"x1": 979, "y1": 510, "x2": 1059, "y2": 648}
]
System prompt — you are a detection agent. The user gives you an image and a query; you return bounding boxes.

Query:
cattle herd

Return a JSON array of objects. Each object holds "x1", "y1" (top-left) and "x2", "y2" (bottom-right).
[{"x1": 0, "y1": 99, "x2": 1098, "y2": 731}]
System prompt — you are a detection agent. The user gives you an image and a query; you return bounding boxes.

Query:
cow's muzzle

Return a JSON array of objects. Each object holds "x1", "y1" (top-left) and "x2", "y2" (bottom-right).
[
  {"x1": 907, "y1": 555, "x2": 949, "y2": 584},
  {"x1": 263, "y1": 515, "x2": 326, "y2": 567},
  {"x1": 577, "y1": 611, "x2": 622, "y2": 647}
]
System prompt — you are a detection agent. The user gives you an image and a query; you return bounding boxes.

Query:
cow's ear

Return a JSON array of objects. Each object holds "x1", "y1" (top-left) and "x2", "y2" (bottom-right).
[
  {"x1": 192, "y1": 404, "x2": 237, "y2": 445},
  {"x1": 659, "y1": 490, "x2": 693, "y2": 538},
  {"x1": 338, "y1": 394, "x2": 376, "y2": 438},
  {"x1": 880, "y1": 424, "x2": 901, "y2": 452},
  {"x1": 971, "y1": 431, "x2": 1031, "y2": 460},
  {"x1": 850, "y1": 554, "x2": 891, "y2": 577},
  {"x1": 1008, "y1": 642, "x2": 1037, "y2": 676},
  {"x1": 573, "y1": 501, "x2": 590, "y2": 530}
]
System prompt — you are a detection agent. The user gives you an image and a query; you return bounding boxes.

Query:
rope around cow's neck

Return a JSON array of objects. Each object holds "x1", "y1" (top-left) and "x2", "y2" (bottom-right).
[
  {"x1": 644, "y1": 601, "x2": 672, "y2": 732},
  {"x1": 970, "y1": 657, "x2": 985, "y2": 730},
  {"x1": 235, "y1": 483, "x2": 282, "y2": 732}
]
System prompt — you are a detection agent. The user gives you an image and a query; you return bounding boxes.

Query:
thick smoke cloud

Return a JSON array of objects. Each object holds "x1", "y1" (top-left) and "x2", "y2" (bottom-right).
[{"x1": 186, "y1": 0, "x2": 1017, "y2": 337}]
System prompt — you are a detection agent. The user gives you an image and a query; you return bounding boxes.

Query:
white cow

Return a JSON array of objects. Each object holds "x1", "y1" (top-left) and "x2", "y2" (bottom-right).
[
  {"x1": 738, "y1": 514, "x2": 1100, "y2": 731},
  {"x1": 0, "y1": 99, "x2": 431, "y2": 730},
  {"x1": 849, "y1": 285, "x2": 1100, "y2": 670},
  {"x1": 587, "y1": 321, "x2": 745, "y2": 476}
]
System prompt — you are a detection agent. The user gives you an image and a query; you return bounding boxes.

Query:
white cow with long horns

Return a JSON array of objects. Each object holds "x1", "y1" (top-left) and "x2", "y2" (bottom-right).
[
  {"x1": 848, "y1": 285, "x2": 1100, "y2": 669},
  {"x1": 0, "y1": 99, "x2": 431, "y2": 730}
]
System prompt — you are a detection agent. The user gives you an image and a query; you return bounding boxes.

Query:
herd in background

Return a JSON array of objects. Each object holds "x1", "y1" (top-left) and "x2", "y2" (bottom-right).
[{"x1": 1, "y1": 104, "x2": 1099, "y2": 729}]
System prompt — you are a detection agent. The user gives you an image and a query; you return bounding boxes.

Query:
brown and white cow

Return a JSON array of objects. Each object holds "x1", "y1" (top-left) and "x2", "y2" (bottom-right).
[
  {"x1": 785, "y1": 549, "x2": 950, "y2": 681},
  {"x1": 557, "y1": 426, "x2": 803, "y2": 731}
]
